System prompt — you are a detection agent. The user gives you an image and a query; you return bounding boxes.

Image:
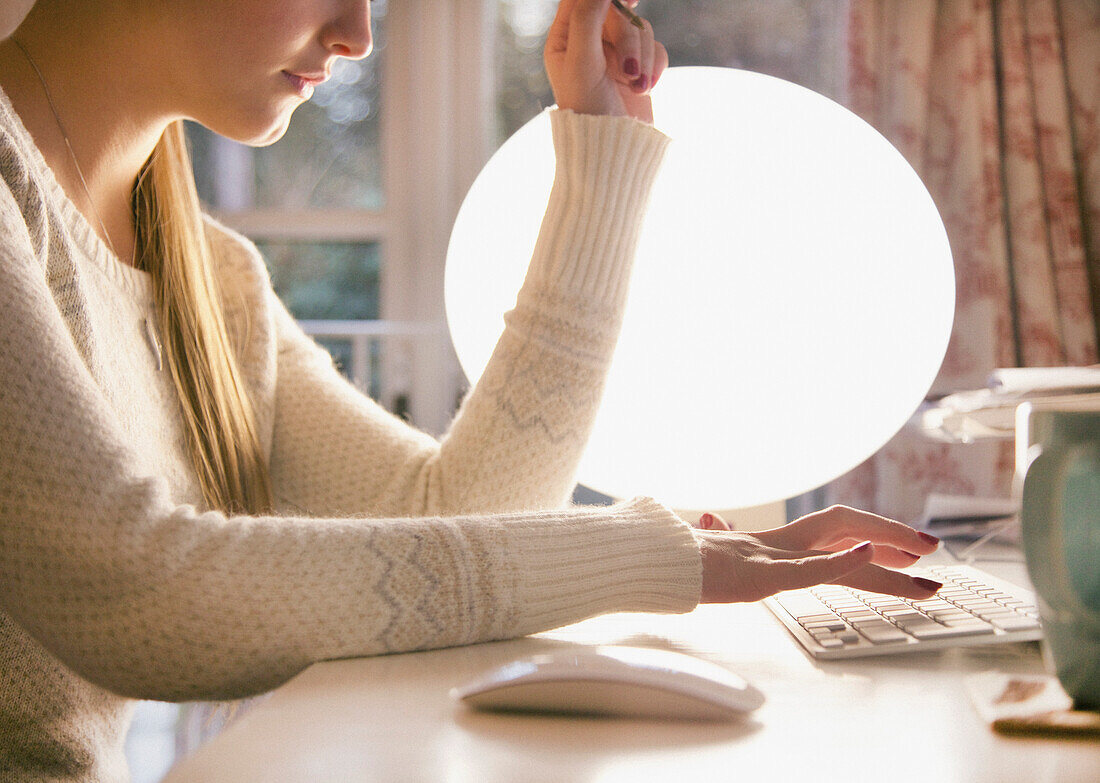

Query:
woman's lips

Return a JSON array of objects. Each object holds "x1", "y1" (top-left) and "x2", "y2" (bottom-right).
[{"x1": 282, "y1": 71, "x2": 326, "y2": 99}]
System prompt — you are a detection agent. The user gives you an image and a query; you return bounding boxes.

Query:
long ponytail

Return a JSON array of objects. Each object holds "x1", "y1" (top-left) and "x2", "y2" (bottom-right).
[{"x1": 132, "y1": 121, "x2": 273, "y2": 515}]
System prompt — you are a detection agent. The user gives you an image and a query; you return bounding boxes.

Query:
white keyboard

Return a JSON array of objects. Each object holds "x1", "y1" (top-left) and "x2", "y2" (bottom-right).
[{"x1": 764, "y1": 564, "x2": 1043, "y2": 660}]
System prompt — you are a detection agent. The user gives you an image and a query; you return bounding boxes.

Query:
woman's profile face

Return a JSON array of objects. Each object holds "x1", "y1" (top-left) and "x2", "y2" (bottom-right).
[{"x1": 159, "y1": 0, "x2": 373, "y2": 146}]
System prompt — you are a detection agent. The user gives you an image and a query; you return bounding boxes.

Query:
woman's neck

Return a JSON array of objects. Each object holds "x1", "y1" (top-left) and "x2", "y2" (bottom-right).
[{"x1": 0, "y1": 3, "x2": 175, "y2": 265}]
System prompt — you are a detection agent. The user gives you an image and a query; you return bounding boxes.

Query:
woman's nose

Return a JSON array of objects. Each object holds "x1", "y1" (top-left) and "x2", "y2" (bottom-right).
[{"x1": 323, "y1": 0, "x2": 373, "y2": 60}]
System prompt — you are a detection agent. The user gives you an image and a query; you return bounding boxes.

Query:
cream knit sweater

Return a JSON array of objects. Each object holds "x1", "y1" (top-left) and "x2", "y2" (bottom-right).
[{"x1": 0, "y1": 87, "x2": 702, "y2": 782}]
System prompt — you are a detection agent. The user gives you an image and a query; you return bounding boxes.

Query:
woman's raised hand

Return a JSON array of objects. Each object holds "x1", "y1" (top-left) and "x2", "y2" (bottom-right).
[
  {"x1": 544, "y1": 0, "x2": 668, "y2": 123},
  {"x1": 693, "y1": 506, "x2": 944, "y2": 603}
]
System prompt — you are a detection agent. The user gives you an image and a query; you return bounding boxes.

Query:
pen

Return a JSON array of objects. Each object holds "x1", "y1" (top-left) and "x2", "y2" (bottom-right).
[{"x1": 611, "y1": 0, "x2": 645, "y2": 30}]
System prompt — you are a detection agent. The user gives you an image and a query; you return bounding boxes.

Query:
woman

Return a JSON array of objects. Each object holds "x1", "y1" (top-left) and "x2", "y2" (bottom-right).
[{"x1": 0, "y1": 1, "x2": 941, "y2": 780}]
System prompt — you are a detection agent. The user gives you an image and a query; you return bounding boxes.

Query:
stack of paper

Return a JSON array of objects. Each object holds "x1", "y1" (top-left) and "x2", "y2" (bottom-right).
[
  {"x1": 912, "y1": 366, "x2": 1100, "y2": 443},
  {"x1": 916, "y1": 494, "x2": 1019, "y2": 541}
]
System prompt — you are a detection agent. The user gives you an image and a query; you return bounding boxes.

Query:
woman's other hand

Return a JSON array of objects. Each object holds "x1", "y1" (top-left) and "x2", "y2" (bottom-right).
[
  {"x1": 544, "y1": 0, "x2": 668, "y2": 123},
  {"x1": 694, "y1": 505, "x2": 943, "y2": 603}
]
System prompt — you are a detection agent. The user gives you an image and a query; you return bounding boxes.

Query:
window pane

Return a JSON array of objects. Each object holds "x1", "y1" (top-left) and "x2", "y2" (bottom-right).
[
  {"x1": 256, "y1": 241, "x2": 380, "y2": 321},
  {"x1": 257, "y1": 240, "x2": 384, "y2": 397},
  {"x1": 189, "y1": 1, "x2": 388, "y2": 211},
  {"x1": 495, "y1": 0, "x2": 847, "y2": 141}
]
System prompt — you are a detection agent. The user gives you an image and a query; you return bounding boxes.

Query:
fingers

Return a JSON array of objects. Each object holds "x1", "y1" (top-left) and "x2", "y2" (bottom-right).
[
  {"x1": 632, "y1": 17, "x2": 655, "y2": 93},
  {"x1": 696, "y1": 531, "x2": 943, "y2": 604},
  {"x1": 831, "y1": 563, "x2": 943, "y2": 601},
  {"x1": 697, "y1": 512, "x2": 732, "y2": 531},
  {"x1": 757, "y1": 505, "x2": 940, "y2": 558},
  {"x1": 816, "y1": 537, "x2": 925, "y2": 569},
  {"x1": 767, "y1": 544, "x2": 942, "y2": 600},
  {"x1": 604, "y1": 10, "x2": 658, "y2": 93},
  {"x1": 766, "y1": 541, "x2": 877, "y2": 594},
  {"x1": 544, "y1": 0, "x2": 664, "y2": 120}
]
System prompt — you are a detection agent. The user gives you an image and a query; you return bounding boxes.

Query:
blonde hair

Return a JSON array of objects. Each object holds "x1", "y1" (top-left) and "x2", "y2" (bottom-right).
[{"x1": 132, "y1": 120, "x2": 273, "y2": 515}]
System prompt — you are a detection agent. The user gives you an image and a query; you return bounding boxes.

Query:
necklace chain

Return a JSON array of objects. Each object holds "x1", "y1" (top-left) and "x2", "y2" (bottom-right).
[{"x1": 11, "y1": 37, "x2": 133, "y2": 265}]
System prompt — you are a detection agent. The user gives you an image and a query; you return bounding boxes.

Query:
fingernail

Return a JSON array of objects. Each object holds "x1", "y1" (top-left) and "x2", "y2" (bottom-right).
[
  {"x1": 699, "y1": 513, "x2": 714, "y2": 529},
  {"x1": 633, "y1": 74, "x2": 647, "y2": 92},
  {"x1": 624, "y1": 57, "x2": 639, "y2": 76},
  {"x1": 913, "y1": 577, "x2": 942, "y2": 592},
  {"x1": 918, "y1": 532, "x2": 940, "y2": 546},
  {"x1": 650, "y1": 74, "x2": 658, "y2": 90},
  {"x1": 853, "y1": 540, "x2": 873, "y2": 553},
  {"x1": 902, "y1": 550, "x2": 921, "y2": 559}
]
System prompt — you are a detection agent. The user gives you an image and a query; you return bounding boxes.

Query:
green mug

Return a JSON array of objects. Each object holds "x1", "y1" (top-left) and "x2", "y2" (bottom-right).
[{"x1": 1018, "y1": 405, "x2": 1100, "y2": 708}]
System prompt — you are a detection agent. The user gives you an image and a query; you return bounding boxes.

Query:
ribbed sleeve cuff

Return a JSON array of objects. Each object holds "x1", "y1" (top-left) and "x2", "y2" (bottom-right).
[
  {"x1": 506, "y1": 497, "x2": 702, "y2": 635},
  {"x1": 520, "y1": 109, "x2": 670, "y2": 311}
]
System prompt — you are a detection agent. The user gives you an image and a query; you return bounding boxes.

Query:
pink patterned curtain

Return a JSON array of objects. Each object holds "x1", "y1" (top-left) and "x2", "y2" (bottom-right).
[{"x1": 828, "y1": 0, "x2": 1100, "y2": 523}]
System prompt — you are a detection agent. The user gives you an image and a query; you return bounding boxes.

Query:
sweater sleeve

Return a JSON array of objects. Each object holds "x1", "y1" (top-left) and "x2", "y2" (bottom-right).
[
  {"x1": 0, "y1": 178, "x2": 700, "y2": 704},
  {"x1": 268, "y1": 110, "x2": 670, "y2": 518}
]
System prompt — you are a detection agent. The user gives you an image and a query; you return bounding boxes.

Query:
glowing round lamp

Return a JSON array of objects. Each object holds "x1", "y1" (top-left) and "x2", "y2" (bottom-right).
[{"x1": 446, "y1": 67, "x2": 954, "y2": 510}]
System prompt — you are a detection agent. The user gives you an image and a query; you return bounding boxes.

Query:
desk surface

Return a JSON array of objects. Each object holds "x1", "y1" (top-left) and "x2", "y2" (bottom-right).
[{"x1": 164, "y1": 562, "x2": 1100, "y2": 783}]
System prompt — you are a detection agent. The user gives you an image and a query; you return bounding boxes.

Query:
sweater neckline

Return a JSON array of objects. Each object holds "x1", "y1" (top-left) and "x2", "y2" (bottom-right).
[{"x1": 0, "y1": 84, "x2": 153, "y2": 301}]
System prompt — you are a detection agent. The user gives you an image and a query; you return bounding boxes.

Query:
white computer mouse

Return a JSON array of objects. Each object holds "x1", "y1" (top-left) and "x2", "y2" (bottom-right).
[{"x1": 452, "y1": 645, "x2": 764, "y2": 721}]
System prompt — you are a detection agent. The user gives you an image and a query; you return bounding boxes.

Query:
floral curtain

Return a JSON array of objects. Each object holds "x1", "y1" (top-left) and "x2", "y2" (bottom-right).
[{"x1": 828, "y1": 0, "x2": 1100, "y2": 523}]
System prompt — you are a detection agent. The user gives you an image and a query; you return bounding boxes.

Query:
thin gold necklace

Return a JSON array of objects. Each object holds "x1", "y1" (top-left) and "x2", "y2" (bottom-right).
[{"x1": 11, "y1": 37, "x2": 134, "y2": 266}]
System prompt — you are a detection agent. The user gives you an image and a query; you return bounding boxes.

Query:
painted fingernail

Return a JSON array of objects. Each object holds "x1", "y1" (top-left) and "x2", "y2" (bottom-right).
[
  {"x1": 913, "y1": 577, "x2": 943, "y2": 592},
  {"x1": 633, "y1": 74, "x2": 647, "y2": 92},
  {"x1": 699, "y1": 513, "x2": 714, "y2": 529},
  {"x1": 918, "y1": 532, "x2": 940, "y2": 546},
  {"x1": 624, "y1": 57, "x2": 639, "y2": 76},
  {"x1": 902, "y1": 550, "x2": 921, "y2": 559},
  {"x1": 650, "y1": 74, "x2": 658, "y2": 90}
]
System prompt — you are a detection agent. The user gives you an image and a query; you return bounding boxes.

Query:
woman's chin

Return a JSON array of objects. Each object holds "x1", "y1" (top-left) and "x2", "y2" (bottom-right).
[
  {"x1": 201, "y1": 104, "x2": 298, "y2": 148},
  {"x1": 238, "y1": 112, "x2": 295, "y2": 148}
]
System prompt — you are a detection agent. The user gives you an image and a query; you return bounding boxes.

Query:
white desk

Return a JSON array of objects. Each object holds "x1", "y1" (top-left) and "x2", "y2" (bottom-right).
[{"x1": 164, "y1": 563, "x2": 1100, "y2": 783}]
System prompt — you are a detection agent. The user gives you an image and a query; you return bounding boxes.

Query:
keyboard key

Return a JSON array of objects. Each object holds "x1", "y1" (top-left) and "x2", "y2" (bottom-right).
[
  {"x1": 836, "y1": 610, "x2": 879, "y2": 621},
  {"x1": 956, "y1": 600, "x2": 1000, "y2": 611},
  {"x1": 973, "y1": 608, "x2": 1016, "y2": 620},
  {"x1": 895, "y1": 617, "x2": 941, "y2": 632},
  {"x1": 775, "y1": 592, "x2": 832, "y2": 619},
  {"x1": 861, "y1": 627, "x2": 910, "y2": 644},
  {"x1": 991, "y1": 615, "x2": 1042, "y2": 631},
  {"x1": 880, "y1": 607, "x2": 924, "y2": 620},
  {"x1": 913, "y1": 598, "x2": 952, "y2": 608},
  {"x1": 850, "y1": 617, "x2": 892, "y2": 630},
  {"x1": 804, "y1": 620, "x2": 848, "y2": 632},
  {"x1": 939, "y1": 617, "x2": 991, "y2": 629},
  {"x1": 934, "y1": 611, "x2": 976, "y2": 623},
  {"x1": 795, "y1": 614, "x2": 837, "y2": 625},
  {"x1": 909, "y1": 623, "x2": 996, "y2": 640}
]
